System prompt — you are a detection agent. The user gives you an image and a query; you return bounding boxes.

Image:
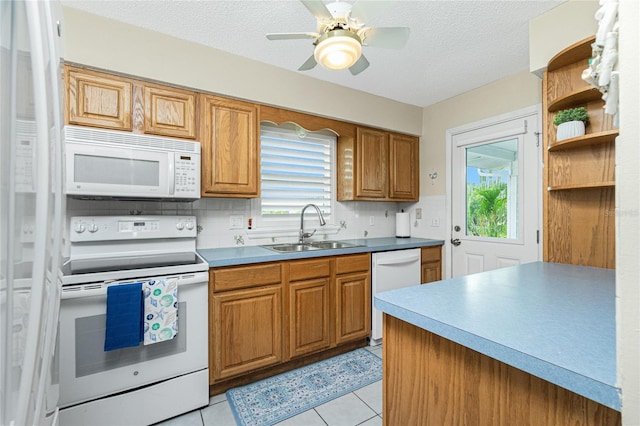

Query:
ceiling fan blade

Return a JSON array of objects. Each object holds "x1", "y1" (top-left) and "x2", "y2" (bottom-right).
[
  {"x1": 266, "y1": 32, "x2": 319, "y2": 41},
  {"x1": 350, "y1": 0, "x2": 395, "y2": 25},
  {"x1": 349, "y1": 54, "x2": 369, "y2": 76},
  {"x1": 298, "y1": 55, "x2": 318, "y2": 71},
  {"x1": 300, "y1": 0, "x2": 333, "y2": 21},
  {"x1": 361, "y1": 27, "x2": 410, "y2": 49}
]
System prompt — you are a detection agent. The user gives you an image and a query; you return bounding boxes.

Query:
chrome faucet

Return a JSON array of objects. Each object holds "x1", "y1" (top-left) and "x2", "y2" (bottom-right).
[{"x1": 299, "y1": 204, "x2": 326, "y2": 244}]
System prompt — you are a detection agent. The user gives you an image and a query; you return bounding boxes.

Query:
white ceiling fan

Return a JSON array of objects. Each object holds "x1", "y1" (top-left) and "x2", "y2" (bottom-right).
[{"x1": 266, "y1": 0, "x2": 410, "y2": 75}]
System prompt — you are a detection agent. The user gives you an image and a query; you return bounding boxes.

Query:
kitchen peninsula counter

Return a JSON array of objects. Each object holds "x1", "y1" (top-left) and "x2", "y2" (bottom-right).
[
  {"x1": 198, "y1": 237, "x2": 443, "y2": 267},
  {"x1": 374, "y1": 261, "x2": 621, "y2": 425}
]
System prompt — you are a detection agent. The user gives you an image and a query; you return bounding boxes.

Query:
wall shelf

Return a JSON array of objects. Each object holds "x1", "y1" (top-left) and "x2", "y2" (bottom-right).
[
  {"x1": 548, "y1": 129, "x2": 618, "y2": 151},
  {"x1": 543, "y1": 35, "x2": 615, "y2": 269},
  {"x1": 547, "y1": 36, "x2": 595, "y2": 72},
  {"x1": 548, "y1": 87, "x2": 602, "y2": 112},
  {"x1": 548, "y1": 181, "x2": 615, "y2": 191}
]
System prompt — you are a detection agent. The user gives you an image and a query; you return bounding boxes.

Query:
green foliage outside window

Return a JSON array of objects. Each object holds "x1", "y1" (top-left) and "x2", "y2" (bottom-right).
[{"x1": 467, "y1": 180, "x2": 508, "y2": 238}]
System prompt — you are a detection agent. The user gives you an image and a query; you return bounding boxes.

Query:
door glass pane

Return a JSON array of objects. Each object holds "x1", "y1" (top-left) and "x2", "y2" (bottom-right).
[{"x1": 465, "y1": 138, "x2": 518, "y2": 239}]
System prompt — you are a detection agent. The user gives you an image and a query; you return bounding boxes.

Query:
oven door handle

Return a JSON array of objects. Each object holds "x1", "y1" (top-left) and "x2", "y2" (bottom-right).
[{"x1": 61, "y1": 273, "x2": 208, "y2": 300}]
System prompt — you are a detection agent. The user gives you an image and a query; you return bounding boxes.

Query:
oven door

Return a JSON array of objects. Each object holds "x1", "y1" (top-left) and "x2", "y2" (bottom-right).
[{"x1": 57, "y1": 272, "x2": 208, "y2": 408}]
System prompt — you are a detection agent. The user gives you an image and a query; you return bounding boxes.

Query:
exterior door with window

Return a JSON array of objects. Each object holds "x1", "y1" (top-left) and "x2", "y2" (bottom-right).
[{"x1": 450, "y1": 109, "x2": 541, "y2": 278}]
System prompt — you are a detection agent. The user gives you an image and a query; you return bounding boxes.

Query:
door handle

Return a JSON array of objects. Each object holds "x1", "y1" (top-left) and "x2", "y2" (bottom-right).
[{"x1": 451, "y1": 238, "x2": 461, "y2": 246}]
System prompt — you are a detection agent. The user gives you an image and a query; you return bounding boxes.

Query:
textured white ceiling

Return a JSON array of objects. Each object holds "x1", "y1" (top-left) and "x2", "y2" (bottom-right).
[{"x1": 61, "y1": 0, "x2": 564, "y2": 107}]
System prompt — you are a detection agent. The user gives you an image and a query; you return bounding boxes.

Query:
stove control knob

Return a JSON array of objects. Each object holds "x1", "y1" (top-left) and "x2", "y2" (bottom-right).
[
  {"x1": 88, "y1": 223, "x2": 99, "y2": 233},
  {"x1": 176, "y1": 222, "x2": 185, "y2": 230},
  {"x1": 74, "y1": 223, "x2": 86, "y2": 234},
  {"x1": 185, "y1": 222, "x2": 194, "y2": 230}
]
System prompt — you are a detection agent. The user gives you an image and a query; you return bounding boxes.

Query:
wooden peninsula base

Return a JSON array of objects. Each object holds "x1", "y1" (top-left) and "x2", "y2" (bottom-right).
[{"x1": 382, "y1": 314, "x2": 621, "y2": 426}]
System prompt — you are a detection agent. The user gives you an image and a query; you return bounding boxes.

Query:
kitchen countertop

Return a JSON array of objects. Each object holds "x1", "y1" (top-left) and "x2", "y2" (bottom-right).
[
  {"x1": 198, "y1": 237, "x2": 444, "y2": 268},
  {"x1": 374, "y1": 261, "x2": 620, "y2": 411}
]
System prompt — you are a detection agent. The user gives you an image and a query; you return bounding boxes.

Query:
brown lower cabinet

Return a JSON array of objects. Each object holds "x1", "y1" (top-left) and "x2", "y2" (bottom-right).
[
  {"x1": 208, "y1": 253, "x2": 371, "y2": 393},
  {"x1": 335, "y1": 254, "x2": 371, "y2": 344},
  {"x1": 211, "y1": 285, "x2": 283, "y2": 380},
  {"x1": 383, "y1": 315, "x2": 621, "y2": 426},
  {"x1": 209, "y1": 262, "x2": 283, "y2": 382},
  {"x1": 287, "y1": 258, "x2": 332, "y2": 358},
  {"x1": 421, "y1": 245, "x2": 442, "y2": 283}
]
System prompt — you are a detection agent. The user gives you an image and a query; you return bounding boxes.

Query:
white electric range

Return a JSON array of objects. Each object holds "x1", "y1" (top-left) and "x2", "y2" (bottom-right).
[{"x1": 57, "y1": 216, "x2": 209, "y2": 426}]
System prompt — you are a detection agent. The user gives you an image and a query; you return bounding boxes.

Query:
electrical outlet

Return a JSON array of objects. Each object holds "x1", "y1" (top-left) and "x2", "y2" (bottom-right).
[
  {"x1": 20, "y1": 220, "x2": 35, "y2": 243},
  {"x1": 369, "y1": 216, "x2": 375, "y2": 226},
  {"x1": 229, "y1": 215, "x2": 244, "y2": 229},
  {"x1": 415, "y1": 208, "x2": 422, "y2": 220},
  {"x1": 431, "y1": 217, "x2": 440, "y2": 227}
]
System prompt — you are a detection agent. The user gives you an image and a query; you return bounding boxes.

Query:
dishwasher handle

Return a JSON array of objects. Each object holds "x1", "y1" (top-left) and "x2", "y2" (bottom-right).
[{"x1": 375, "y1": 253, "x2": 420, "y2": 266}]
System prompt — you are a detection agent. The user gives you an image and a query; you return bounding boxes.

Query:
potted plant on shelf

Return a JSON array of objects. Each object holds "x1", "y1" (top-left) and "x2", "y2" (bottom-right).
[{"x1": 553, "y1": 107, "x2": 589, "y2": 141}]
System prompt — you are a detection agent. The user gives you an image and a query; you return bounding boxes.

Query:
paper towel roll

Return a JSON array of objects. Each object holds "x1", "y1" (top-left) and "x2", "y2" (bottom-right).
[{"x1": 396, "y1": 212, "x2": 411, "y2": 238}]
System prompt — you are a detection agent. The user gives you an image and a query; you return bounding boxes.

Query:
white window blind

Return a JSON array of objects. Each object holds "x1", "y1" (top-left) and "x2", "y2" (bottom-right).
[{"x1": 260, "y1": 126, "x2": 334, "y2": 221}]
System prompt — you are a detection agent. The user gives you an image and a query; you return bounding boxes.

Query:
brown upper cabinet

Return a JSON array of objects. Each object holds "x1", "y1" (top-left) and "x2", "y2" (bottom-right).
[
  {"x1": 355, "y1": 127, "x2": 389, "y2": 199},
  {"x1": 66, "y1": 67, "x2": 132, "y2": 131},
  {"x1": 337, "y1": 127, "x2": 419, "y2": 201},
  {"x1": 65, "y1": 65, "x2": 197, "y2": 139},
  {"x1": 65, "y1": 66, "x2": 420, "y2": 201},
  {"x1": 142, "y1": 83, "x2": 197, "y2": 139},
  {"x1": 389, "y1": 133, "x2": 420, "y2": 200},
  {"x1": 200, "y1": 94, "x2": 260, "y2": 198}
]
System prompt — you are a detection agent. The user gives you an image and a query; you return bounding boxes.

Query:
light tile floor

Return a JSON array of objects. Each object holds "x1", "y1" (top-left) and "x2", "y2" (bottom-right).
[{"x1": 156, "y1": 345, "x2": 383, "y2": 426}]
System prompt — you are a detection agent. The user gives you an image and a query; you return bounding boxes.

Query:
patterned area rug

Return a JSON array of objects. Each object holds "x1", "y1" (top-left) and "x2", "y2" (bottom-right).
[{"x1": 226, "y1": 348, "x2": 382, "y2": 426}]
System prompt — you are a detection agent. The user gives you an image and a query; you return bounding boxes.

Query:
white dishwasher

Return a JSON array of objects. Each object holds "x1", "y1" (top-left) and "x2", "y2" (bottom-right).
[{"x1": 371, "y1": 248, "x2": 421, "y2": 345}]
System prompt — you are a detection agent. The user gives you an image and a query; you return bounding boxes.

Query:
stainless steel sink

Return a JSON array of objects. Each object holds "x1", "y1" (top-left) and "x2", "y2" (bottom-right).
[
  {"x1": 261, "y1": 243, "x2": 320, "y2": 252},
  {"x1": 261, "y1": 240, "x2": 361, "y2": 253},
  {"x1": 307, "y1": 241, "x2": 360, "y2": 250}
]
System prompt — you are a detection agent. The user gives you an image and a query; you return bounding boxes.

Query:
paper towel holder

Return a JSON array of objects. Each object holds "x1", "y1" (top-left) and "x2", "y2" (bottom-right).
[{"x1": 396, "y1": 209, "x2": 411, "y2": 238}]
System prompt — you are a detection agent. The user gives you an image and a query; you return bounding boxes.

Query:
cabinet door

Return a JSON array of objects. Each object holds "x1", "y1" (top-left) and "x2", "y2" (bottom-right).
[
  {"x1": 421, "y1": 261, "x2": 441, "y2": 283},
  {"x1": 389, "y1": 133, "x2": 419, "y2": 201},
  {"x1": 66, "y1": 67, "x2": 132, "y2": 130},
  {"x1": 211, "y1": 285, "x2": 282, "y2": 381},
  {"x1": 289, "y1": 278, "x2": 331, "y2": 358},
  {"x1": 356, "y1": 127, "x2": 388, "y2": 199},
  {"x1": 335, "y1": 272, "x2": 371, "y2": 344},
  {"x1": 201, "y1": 95, "x2": 259, "y2": 197},
  {"x1": 421, "y1": 246, "x2": 442, "y2": 283},
  {"x1": 143, "y1": 84, "x2": 196, "y2": 139}
]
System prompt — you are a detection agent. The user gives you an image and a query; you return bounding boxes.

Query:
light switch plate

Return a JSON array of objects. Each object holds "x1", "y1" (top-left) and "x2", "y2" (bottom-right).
[{"x1": 415, "y1": 208, "x2": 422, "y2": 219}]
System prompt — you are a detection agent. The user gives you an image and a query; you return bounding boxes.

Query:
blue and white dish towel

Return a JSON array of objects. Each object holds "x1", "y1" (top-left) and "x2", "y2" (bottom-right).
[{"x1": 143, "y1": 278, "x2": 178, "y2": 345}]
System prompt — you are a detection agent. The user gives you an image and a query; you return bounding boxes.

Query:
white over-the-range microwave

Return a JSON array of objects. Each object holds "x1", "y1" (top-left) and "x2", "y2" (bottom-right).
[{"x1": 64, "y1": 125, "x2": 201, "y2": 200}]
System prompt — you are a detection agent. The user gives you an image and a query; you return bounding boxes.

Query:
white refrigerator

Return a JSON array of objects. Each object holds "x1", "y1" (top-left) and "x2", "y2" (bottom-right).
[{"x1": 0, "y1": 1, "x2": 65, "y2": 425}]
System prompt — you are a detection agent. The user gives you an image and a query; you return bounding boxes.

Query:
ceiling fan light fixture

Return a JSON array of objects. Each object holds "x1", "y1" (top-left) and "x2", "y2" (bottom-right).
[{"x1": 314, "y1": 29, "x2": 362, "y2": 70}]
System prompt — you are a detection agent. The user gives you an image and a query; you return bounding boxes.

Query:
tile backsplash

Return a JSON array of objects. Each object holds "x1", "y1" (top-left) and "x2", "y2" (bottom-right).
[{"x1": 65, "y1": 197, "x2": 406, "y2": 250}]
